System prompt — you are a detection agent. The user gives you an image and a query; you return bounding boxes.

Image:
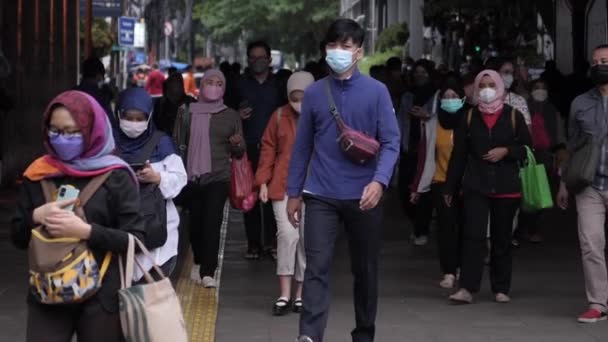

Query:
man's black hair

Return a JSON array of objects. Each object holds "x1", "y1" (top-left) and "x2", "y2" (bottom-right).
[
  {"x1": 247, "y1": 40, "x2": 271, "y2": 58},
  {"x1": 230, "y1": 62, "x2": 242, "y2": 77},
  {"x1": 167, "y1": 67, "x2": 178, "y2": 76},
  {"x1": 490, "y1": 57, "x2": 514, "y2": 72},
  {"x1": 324, "y1": 18, "x2": 365, "y2": 47},
  {"x1": 530, "y1": 77, "x2": 548, "y2": 88},
  {"x1": 440, "y1": 72, "x2": 465, "y2": 98},
  {"x1": 369, "y1": 65, "x2": 387, "y2": 81},
  {"x1": 386, "y1": 57, "x2": 402, "y2": 71},
  {"x1": 82, "y1": 57, "x2": 105, "y2": 79}
]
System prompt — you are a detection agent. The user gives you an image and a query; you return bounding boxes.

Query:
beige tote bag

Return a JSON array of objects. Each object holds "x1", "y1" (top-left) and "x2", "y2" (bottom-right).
[{"x1": 118, "y1": 234, "x2": 188, "y2": 342}]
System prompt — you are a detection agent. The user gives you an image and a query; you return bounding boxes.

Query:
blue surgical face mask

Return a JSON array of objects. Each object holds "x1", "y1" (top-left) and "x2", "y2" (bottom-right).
[
  {"x1": 48, "y1": 132, "x2": 85, "y2": 161},
  {"x1": 325, "y1": 48, "x2": 356, "y2": 74},
  {"x1": 440, "y1": 98, "x2": 465, "y2": 113}
]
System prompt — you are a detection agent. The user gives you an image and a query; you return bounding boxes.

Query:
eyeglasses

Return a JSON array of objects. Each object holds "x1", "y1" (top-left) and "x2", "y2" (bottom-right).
[{"x1": 48, "y1": 130, "x2": 82, "y2": 139}]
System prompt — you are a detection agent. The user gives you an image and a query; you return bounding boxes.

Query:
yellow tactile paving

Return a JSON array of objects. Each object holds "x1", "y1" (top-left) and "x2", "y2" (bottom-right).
[
  {"x1": 176, "y1": 251, "x2": 218, "y2": 342},
  {"x1": 176, "y1": 203, "x2": 229, "y2": 342}
]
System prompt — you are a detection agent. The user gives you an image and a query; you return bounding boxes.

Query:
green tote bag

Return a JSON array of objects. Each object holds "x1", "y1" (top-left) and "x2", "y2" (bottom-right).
[{"x1": 520, "y1": 146, "x2": 554, "y2": 212}]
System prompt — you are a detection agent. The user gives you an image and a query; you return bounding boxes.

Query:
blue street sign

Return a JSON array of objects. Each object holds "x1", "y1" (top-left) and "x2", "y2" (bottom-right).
[
  {"x1": 119, "y1": 17, "x2": 136, "y2": 47},
  {"x1": 80, "y1": 0, "x2": 123, "y2": 18}
]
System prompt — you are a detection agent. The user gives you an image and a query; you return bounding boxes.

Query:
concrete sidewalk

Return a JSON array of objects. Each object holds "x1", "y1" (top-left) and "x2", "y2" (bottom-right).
[
  {"x1": 0, "y1": 199, "x2": 28, "y2": 341},
  {"x1": 216, "y1": 197, "x2": 608, "y2": 342}
]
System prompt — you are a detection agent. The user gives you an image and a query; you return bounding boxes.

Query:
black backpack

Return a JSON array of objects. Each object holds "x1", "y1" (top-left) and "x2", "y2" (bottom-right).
[{"x1": 123, "y1": 132, "x2": 168, "y2": 250}]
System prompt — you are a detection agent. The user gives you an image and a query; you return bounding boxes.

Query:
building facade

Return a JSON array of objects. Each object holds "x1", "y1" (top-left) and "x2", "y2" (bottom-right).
[
  {"x1": 1, "y1": 0, "x2": 81, "y2": 185},
  {"x1": 342, "y1": 0, "x2": 608, "y2": 75},
  {"x1": 341, "y1": 0, "x2": 423, "y2": 59}
]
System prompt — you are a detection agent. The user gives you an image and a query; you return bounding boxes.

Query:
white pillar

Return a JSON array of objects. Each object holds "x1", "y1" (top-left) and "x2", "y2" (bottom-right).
[
  {"x1": 369, "y1": 0, "x2": 377, "y2": 53},
  {"x1": 555, "y1": 0, "x2": 573, "y2": 74},
  {"x1": 387, "y1": 0, "x2": 399, "y2": 26},
  {"x1": 409, "y1": 0, "x2": 424, "y2": 59},
  {"x1": 399, "y1": 0, "x2": 410, "y2": 23},
  {"x1": 587, "y1": 0, "x2": 608, "y2": 58}
]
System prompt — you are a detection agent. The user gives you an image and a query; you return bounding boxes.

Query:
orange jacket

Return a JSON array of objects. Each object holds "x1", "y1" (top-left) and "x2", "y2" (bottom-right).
[
  {"x1": 255, "y1": 104, "x2": 298, "y2": 201},
  {"x1": 184, "y1": 72, "x2": 197, "y2": 97}
]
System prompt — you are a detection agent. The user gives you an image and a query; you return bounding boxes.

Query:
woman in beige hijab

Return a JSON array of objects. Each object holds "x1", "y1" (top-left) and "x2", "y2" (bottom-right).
[{"x1": 255, "y1": 71, "x2": 315, "y2": 316}]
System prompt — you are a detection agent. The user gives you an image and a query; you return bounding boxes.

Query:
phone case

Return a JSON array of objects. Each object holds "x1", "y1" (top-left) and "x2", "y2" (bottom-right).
[
  {"x1": 56, "y1": 185, "x2": 80, "y2": 211},
  {"x1": 130, "y1": 163, "x2": 145, "y2": 171}
]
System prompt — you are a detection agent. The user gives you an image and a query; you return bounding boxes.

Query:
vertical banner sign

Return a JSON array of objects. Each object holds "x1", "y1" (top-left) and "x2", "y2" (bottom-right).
[{"x1": 119, "y1": 17, "x2": 136, "y2": 47}]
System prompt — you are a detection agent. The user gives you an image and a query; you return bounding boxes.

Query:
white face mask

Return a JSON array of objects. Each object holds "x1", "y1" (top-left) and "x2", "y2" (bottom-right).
[
  {"x1": 120, "y1": 119, "x2": 149, "y2": 138},
  {"x1": 478, "y1": 88, "x2": 498, "y2": 104},
  {"x1": 502, "y1": 74, "x2": 514, "y2": 89},
  {"x1": 290, "y1": 101, "x2": 302, "y2": 114},
  {"x1": 531, "y1": 89, "x2": 548, "y2": 102}
]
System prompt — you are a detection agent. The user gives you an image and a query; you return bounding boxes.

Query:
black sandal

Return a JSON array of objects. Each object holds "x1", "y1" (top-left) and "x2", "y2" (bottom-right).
[
  {"x1": 293, "y1": 299, "x2": 303, "y2": 313},
  {"x1": 272, "y1": 298, "x2": 292, "y2": 316}
]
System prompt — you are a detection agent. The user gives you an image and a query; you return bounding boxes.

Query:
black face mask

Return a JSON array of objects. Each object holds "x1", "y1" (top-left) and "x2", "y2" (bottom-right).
[{"x1": 591, "y1": 64, "x2": 608, "y2": 85}]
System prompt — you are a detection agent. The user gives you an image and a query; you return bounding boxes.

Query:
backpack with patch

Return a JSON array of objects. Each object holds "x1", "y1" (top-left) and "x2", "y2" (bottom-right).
[
  {"x1": 29, "y1": 173, "x2": 113, "y2": 304},
  {"x1": 123, "y1": 131, "x2": 168, "y2": 249}
]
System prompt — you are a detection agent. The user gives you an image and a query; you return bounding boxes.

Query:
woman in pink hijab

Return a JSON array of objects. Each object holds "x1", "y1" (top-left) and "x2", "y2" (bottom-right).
[
  {"x1": 443, "y1": 70, "x2": 532, "y2": 304},
  {"x1": 175, "y1": 69, "x2": 245, "y2": 288}
]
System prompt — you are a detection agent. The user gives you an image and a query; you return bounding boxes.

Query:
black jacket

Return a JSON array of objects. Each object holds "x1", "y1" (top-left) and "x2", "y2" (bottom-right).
[
  {"x1": 11, "y1": 169, "x2": 145, "y2": 313},
  {"x1": 445, "y1": 104, "x2": 532, "y2": 196}
]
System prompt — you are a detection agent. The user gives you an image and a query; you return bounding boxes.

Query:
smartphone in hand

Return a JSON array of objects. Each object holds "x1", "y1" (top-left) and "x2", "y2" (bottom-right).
[
  {"x1": 131, "y1": 163, "x2": 147, "y2": 172},
  {"x1": 56, "y1": 185, "x2": 80, "y2": 211},
  {"x1": 239, "y1": 100, "x2": 253, "y2": 119}
]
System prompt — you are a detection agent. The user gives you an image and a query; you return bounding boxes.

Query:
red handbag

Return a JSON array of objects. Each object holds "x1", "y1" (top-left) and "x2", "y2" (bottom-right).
[
  {"x1": 230, "y1": 153, "x2": 257, "y2": 212},
  {"x1": 324, "y1": 79, "x2": 380, "y2": 165}
]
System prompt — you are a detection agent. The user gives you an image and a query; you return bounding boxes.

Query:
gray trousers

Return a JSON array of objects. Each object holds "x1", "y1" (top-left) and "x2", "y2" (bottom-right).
[
  {"x1": 575, "y1": 187, "x2": 608, "y2": 312},
  {"x1": 273, "y1": 197, "x2": 306, "y2": 281}
]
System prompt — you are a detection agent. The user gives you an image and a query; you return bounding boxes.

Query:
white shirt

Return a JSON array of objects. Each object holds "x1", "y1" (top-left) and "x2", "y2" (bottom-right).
[{"x1": 133, "y1": 153, "x2": 187, "y2": 281}]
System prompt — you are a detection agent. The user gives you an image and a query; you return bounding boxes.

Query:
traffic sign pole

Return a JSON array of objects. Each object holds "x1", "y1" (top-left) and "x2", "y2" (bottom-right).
[{"x1": 118, "y1": 16, "x2": 136, "y2": 90}]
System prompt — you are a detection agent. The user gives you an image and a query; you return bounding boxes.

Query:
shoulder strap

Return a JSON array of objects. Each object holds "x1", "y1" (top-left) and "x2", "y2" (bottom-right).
[
  {"x1": 40, "y1": 180, "x2": 57, "y2": 203},
  {"x1": 511, "y1": 107, "x2": 517, "y2": 134},
  {"x1": 79, "y1": 172, "x2": 113, "y2": 208},
  {"x1": 137, "y1": 131, "x2": 164, "y2": 164},
  {"x1": 73, "y1": 172, "x2": 112, "y2": 221},
  {"x1": 324, "y1": 78, "x2": 347, "y2": 132},
  {"x1": 431, "y1": 91, "x2": 439, "y2": 116},
  {"x1": 466, "y1": 108, "x2": 474, "y2": 128}
]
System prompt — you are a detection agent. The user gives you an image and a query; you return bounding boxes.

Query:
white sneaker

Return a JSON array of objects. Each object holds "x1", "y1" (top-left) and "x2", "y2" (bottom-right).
[
  {"x1": 190, "y1": 265, "x2": 201, "y2": 283},
  {"x1": 495, "y1": 293, "x2": 511, "y2": 303},
  {"x1": 439, "y1": 274, "x2": 456, "y2": 289},
  {"x1": 201, "y1": 276, "x2": 217, "y2": 288},
  {"x1": 414, "y1": 235, "x2": 428, "y2": 246},
  {"x1": 296, "y1": 336, "x2": 314, "y2": 342}
]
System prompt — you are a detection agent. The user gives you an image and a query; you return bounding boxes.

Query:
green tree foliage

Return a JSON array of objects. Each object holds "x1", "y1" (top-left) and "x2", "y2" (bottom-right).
[
  {"x1": 376, "y1": 23, "x2": 409, "y2": 52},
  {"x1": 80, "y1": 18, "x2": 113, "y2": 57},
  {"x1": 194, "y1": 0, "x2": 340, "y2": 58}
]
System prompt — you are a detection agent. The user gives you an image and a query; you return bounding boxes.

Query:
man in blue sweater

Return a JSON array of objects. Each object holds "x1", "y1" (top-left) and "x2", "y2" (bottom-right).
[{"x1": 287, "y1": 19, "x2": 400, "y2": 342}]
